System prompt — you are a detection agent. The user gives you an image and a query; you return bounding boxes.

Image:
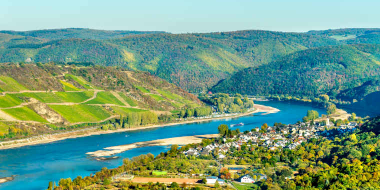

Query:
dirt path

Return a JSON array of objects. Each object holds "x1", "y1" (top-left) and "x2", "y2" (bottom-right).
[{"x1": 111, "y1": 91, "x2": 130, "y2": 107}]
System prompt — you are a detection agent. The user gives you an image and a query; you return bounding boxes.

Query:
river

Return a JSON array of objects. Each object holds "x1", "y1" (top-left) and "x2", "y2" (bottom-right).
[{"x1": 0, "y1": 101, "x2": 330, "y2": 190}]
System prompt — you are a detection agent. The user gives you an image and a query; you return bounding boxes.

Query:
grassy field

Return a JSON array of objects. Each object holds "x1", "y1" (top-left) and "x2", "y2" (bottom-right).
[
  {"x1": 135, "y1": 85, "x2": 150, "y2": 93},
  {"x1": 55, "y1": 91, "x2": 94, "y2": 103},
  {"x1": 49, "y1": 104, "x2": 111, "y2": 123},
  {"x1": 0, "y1": 94, "x2": 23, "y2": 108},
  {"x1": 157, "y1": 89, "x2": 197, "y2": 108},
  {"x1": 15, "y1": 92, "x2": 63, "y2": 103},
  {"x1": 232, "y1": 182, "x2": 258, "y2": 190},
  {"x1": 3, "y1": 106, "x2": 47, "y2": 122},
  {"x1": 149, "y1": 94, "x2": 164, "y2": 101},
  {"x1": 118, "y1": 92, "x2": 137, "y2": 107},
  {"x1": 60, "y1": 80, "x2": 80, "y2": 91},
  {"x1": 85, "y1": 91, "x2": 124, "y2": 106},
  {"x1": 112, "y1": 107, "x2": 147, "y2": 116},
  {"x1": 152, "y1": 170, "x2": 168, "y2": 176},
  {"x1": 157, "y1": 89, "x2": 183, "y2": 101},
  {"x1": 13, "y1": 91, "x2": 94, "y2": 103},
  {"x1": 0, "y1": 76, "x2": 28, "y2": 92}
]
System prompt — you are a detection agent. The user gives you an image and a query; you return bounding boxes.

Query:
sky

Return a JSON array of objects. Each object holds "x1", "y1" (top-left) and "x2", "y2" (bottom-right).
[{"x1": 1, "y1": 0, "x2": 379, "y2": 33}]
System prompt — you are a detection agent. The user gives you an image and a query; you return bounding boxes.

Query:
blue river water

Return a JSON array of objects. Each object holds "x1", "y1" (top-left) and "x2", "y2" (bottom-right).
[{"x1": 0, "y1": 101, "x2": 330, "y2": 190}]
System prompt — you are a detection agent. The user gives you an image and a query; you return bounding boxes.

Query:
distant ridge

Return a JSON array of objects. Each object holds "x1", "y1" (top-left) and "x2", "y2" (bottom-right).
[{"x1": 0, "y1": 28, "x2": 166, "y2": 40}]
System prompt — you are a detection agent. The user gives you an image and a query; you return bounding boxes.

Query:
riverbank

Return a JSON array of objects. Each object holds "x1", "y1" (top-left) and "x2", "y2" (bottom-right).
[
  {"x1": 0, "y1": 175, "x2": 15, "y2": 184},
  {"x1": 315, "y1": 108, "x2": 351, "y2": 122},
  {"x1": 0, "y1": 104, "x2": 279, "y2": 150},
  {"x1": 87, "y1": 134, "x2": 220, "y2": 157}
]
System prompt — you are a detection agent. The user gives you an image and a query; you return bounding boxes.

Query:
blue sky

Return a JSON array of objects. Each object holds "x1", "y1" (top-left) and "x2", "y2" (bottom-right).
[{"x1": 1, "y1": 0, "x2": 379, "y2": 33}]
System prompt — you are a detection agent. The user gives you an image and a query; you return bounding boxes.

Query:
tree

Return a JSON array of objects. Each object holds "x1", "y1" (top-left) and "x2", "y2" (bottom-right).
[
  {"x1": 327, "y1": 104, "x2": 337, "y2": 115},
  {"x1": 218, "y1": 124, "x2": 229, "y2": 137},
  {"x1": 169, "y1": 144, "x2": 179, "y2": 156},
  {"x1": 171, "y1": 182, "x2": 179, "y2": 188},
  {"x1": 103, "y1": 178, "x2": 111, "y2": 185},
  {"x1": 261, "y1": 123, "x2": 269, "y2": 132},
  {"x1": 214, "y1": 180, "x2": 220, "y2": 188},
  {"x1": 186, "y1": 109, "x2": 193, "y2": 117},
  {"x1": 47, "y1": 181, "x2": 54, "y2": 190},
  {"x1": 349, "y1": 113, "x2": 356, "y2": 121},
  {"x1": 319, "y1": 94, "x2": 329, "y2": 102},
  {"x1": 201, "y1": 178, "x2": 207, "y2": 184},
  {"x1": 218, "y1": 104, "x2": 225, "y2": 113},
  {"x1": 234, "y1": 97, "x2": 244, "y2": 106},
  {"x1": 180, "y1": 110, "x2": 186, "y2": 118}
]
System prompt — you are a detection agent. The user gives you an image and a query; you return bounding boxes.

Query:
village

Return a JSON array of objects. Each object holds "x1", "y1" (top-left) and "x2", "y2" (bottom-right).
[{"x1": 181, "y1": 118, "x2": 359, "y2": 186}]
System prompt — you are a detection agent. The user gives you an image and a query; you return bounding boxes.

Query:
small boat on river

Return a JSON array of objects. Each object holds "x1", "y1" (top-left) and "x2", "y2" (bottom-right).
[{"x1": 230, "y1": 122, "x2": 244, "y2": 127}]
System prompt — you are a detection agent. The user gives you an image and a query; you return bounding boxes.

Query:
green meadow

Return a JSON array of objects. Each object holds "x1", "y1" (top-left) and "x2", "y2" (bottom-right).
[
  {"x1": 60, "y1": 80, "x2": 81, "y2": 91},
  {"x1": 0, "y1": 94, "x2": 23, "y2": 108},
  {"x1": 111, "y1": 107, "x2": 147, "y2": 116},
  {"x1": 85, "y1": 91, "x2": 124, "y2": 106},
  {"x1": 49, "y1": 104, "x2": 111, "y2": 123},
  {"x1": 3, "y1": 106, "x2": 47, "y2": 122},
  {"x1": 0, "y1": 76, "x2": 28, "y2": 92},
  {"x1": 149, "y1": 94, "x2": 164, "y2": 101},
  {"x1": 13, "y1": 91, "x2": 93, "y2": 103},
  {"x1": 118, "y1": 92, "x2": 137, "y2": 107},
  {"x1": 65, "y1": 74, "x2": 101, "y2": 90},
  {"x1": 135, "y1": 85, "x2": 150, "y2": 93}
]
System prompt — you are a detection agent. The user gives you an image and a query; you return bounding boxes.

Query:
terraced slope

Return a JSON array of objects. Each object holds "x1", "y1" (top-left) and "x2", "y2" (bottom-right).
[{"x1": 0, "y1": 64, "x2": 202, "y2": 139}]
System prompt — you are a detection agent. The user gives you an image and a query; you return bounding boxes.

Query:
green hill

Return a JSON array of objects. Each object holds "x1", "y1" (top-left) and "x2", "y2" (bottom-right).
[
  {"x1": 0, "y1": 29, "x2": 338, "y2": 92},
  {"x1": 0, "y1": 63, "x2": 202, "y2": 139},
  {"x1": 308, "y1": 28, "x2": 380, "y2": 44},
  {"x1": 211, "y1": 44, "x2": 380, "y2": 101}
]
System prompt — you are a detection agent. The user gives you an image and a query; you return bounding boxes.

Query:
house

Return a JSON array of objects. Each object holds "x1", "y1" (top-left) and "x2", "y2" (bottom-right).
[
  {"x1": 217, "y1": 179, "x2": 225, "y2": 185},
  {"x1": 240, "y1": 175, "x2": 255, "y2": 183},
  {"x1": 206, "y1": 176, "x2": 218, "y2": 184},
  {"x1": 253, "y1": 173, "x2": 267, "y2": 181}
]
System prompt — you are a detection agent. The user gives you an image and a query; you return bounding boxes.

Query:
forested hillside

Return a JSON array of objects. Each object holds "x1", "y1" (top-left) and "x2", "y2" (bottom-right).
[
  {"x1": 211, "y1": 44, "x2": 380, "y2": 101},
  {"x1": 308, "y1": 28, "x2": 380, "y2": 44},
  {"x1": 0, "y1": 63, "x2": 202, "y2": 140},
  {"x1": 0, "y1": 29, "x2": 338, "y2": 92}
]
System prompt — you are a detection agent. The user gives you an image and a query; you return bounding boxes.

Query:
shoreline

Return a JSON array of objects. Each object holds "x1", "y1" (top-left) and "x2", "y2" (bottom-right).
[
  {"x1": 0, "y1": 104, "x2": 279, "y2": 150},
  {"x1": 86, "y1": 134, "x2": 220, "y2": 157}
]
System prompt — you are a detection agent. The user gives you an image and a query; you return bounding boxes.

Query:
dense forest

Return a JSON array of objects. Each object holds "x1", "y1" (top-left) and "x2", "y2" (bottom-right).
[{"x1": 211, "y1": 44, "x2": 380, "y2": 103}]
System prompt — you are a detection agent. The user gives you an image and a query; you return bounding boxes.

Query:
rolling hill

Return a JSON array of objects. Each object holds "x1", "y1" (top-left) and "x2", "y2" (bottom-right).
[
  {"x1": 211, "y1": 44, "x2": 380, "y2": 101},
  {"x1": 0, "y1": 63, "x2": 202, "y2": 139},
  {"x1": 0, "y1": 29, "x2": 339, "y2": 92},
  {"x1": 308, "y1": 28, "x2": 380, "y2": 44}
]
